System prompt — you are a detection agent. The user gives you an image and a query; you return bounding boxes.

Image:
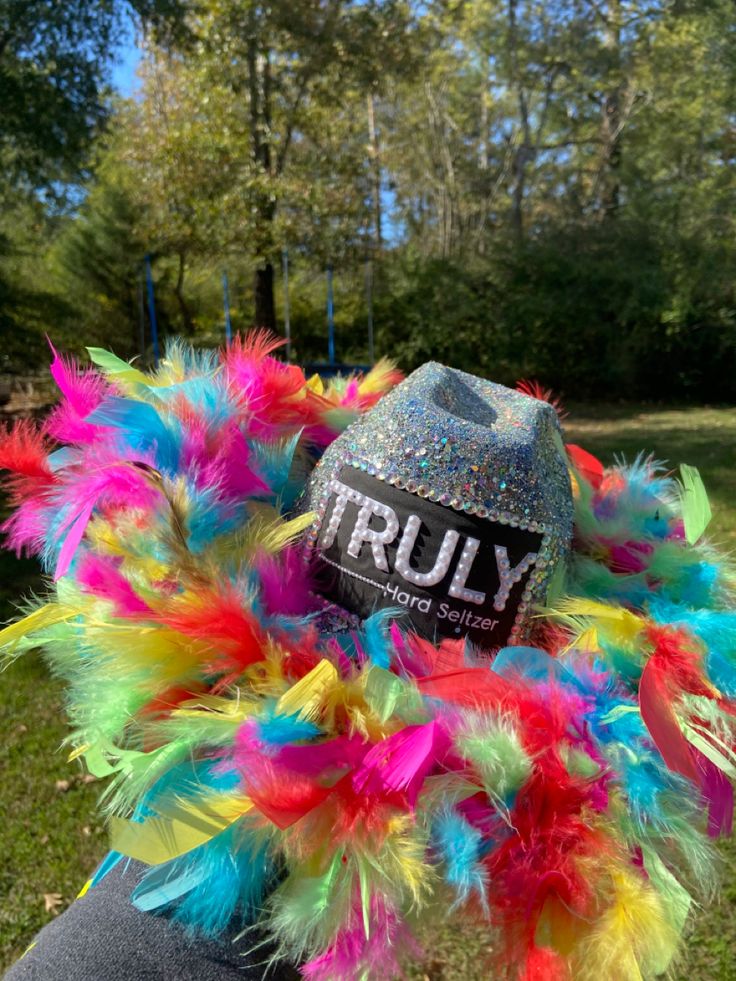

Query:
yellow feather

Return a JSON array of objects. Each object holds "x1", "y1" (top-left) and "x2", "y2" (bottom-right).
[
  {"x1": 242, "y1": 505, "x2": 316, "y2": 555},
  {"x1": 357, "y1": 358, "x2": 400, "y2": 395},
  {"x1": 0, "y1": 603, "x2": 77, "y2": 653},
  {"x1": 84, "y1": 620, "x2": 206, "y2": 681},
  {"x1": 570, "y1": 865, "x2": 680, "y2": 981},
  {"x1": 110, "y1": 793, "x2": 253, "y2": 864},
  {"x1": 276, "y1": 659, "x2": 338, "y2": 721},
  {"x1": 551, "y1": 598, "x2": 643, "y2": 648},
  {"x1": 171, "y1": 693, "x2": 258, "y2": 722}
]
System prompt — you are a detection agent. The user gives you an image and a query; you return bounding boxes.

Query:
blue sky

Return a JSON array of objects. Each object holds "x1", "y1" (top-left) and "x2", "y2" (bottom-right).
[{"x1": 111, "y1": 17, "x2": 140, "y2": 97}]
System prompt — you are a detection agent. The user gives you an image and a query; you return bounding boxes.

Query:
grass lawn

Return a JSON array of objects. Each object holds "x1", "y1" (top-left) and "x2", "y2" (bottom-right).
[{"x1": 1, "y1": 403, "x2": 736, "y2": 977}]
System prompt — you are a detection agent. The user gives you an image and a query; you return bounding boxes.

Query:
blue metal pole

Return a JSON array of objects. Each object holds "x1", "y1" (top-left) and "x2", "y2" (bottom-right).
[
  {"x1": 222, "y1": 270, "x2": 232, "y2": 346},
  {"x1": 144, "y1": 254, "x2": 160, "y2": 367},
  {"x1": 327, "y1": 264, "x2": 335, "y2": 366}
]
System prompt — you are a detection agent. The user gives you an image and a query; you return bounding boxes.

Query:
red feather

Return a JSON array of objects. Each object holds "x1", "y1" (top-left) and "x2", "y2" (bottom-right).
[
  {"x1": 0, "y1": 420, "x2": 53, "y2": 479},
  {"x1": 566, "y1": 443, "x2": 604, "y2": 490},
  {"x1": 224, "y1": 332, "x2": 309, "y2": 438},
  {"x1": 158, "y1": 585, "x2": 267, "y2": 682},
  {"x1": 516, "y1": 379, "x2": 567, "y2": 420},
  {"x1": 522, "y1": 946, "x2": 569, "y2": 981},
  {"x1": 417, "y1": 668, "x2": 514, "y2": 708},
  {"x1": 0, "y1": 421, "x2": 56, "y2": 555}
]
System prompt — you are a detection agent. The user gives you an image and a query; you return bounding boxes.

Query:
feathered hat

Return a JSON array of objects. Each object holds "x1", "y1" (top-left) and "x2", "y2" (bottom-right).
[{"x1": 1, "y1": 335, "x2": 735, "y2": 980}]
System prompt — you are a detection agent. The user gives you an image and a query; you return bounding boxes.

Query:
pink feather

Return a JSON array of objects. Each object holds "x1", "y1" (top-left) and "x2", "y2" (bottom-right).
[
  {"x1": 699, "y1": 751, "x2": 734, "y2": 837},
  {"x1": 76, "y1": 552, "x2": 153, "y2": 617},
  {"x1": 275, "y1": 734, "x2": 368, "y2": 777},
  {"x1": 45, "y1": 343, "x2": 110, "y2": 445},
  {"x1": 302, "y1": 896, "x2": 421, "y2": 981},
  {"x1": 256, "y1": 547, "x2": 315, "y2": 618},
  {"x1": 52, "y1": 457, "x2": 161, "y2": 579},
  {"x1": 351, "y1": 721, "x2": 451, "y2": 806},
  {"x1": 179, "y1": 415, "x2": 268, "y2": 499},
  {"x1": 2, "y1": 495, "x2": 52, "y2": 557},
  {"x1": 55, "y1": 501, "x2": 95, "y2": 580}
]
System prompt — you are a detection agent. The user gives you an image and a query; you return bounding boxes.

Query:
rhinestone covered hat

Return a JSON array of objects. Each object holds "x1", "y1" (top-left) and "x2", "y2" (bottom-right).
[{"x1": 302, "y1": 362, "x2": 574, "y2": 649}]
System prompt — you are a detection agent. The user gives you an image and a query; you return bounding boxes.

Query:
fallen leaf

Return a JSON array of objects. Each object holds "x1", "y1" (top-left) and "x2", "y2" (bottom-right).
[
  {"x1": 54, "y1": 779, "x2": 70, "y2": 793},
  {"x1": 43, "y1": 893, "x2": 63, "y2": 914},
  {"x1": 81, "y1": 774, "x2": 97, "y2": 785},
  {"x1": 39, "y1": 835, "x2": 49, "y2": 846}
]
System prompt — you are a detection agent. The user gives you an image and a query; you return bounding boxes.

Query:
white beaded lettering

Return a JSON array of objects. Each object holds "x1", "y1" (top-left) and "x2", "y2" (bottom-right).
[
  {"x1": 347, "y1": 497, "x2": 399, "y2": 571},
  {"x1": 448, "y1": 536, "x2": 485, "y2": 605},
  {"x1": 492, "y1": 546, "x2": 538, "y2": 612},
  {"x1": 319, "y1": 478, "x2": 363, "y2": 548},
  {"x1": 394, "y1": 515, "x2": 460, "y2": 586}
]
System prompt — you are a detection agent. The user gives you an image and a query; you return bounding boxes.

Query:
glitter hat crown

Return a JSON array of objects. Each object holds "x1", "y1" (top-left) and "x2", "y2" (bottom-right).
[{"x1": 302, "y1": 362, "x2": 574, "y2": 649}]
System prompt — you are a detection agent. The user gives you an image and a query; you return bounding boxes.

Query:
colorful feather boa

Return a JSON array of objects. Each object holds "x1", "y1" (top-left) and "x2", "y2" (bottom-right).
[{"x1": 1, "y1": 336, "x2": 735, "y2": 980}]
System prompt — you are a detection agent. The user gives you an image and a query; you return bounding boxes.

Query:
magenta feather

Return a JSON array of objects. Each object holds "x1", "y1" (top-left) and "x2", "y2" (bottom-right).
[
  {"x1": 46, "y1": 343, "x2": 110, "y2": 445},
  {"x1": 181, "y1": 418, "x2": 268, "y2": 499},
  {"x1": 257, "y1": 547, "x2": 315, "y2": 618},
  {"x1": 351, "y1": 721, "x2": 451, "y2": 805},
  {"x1": 302, "y1": 898, "x2": 421, "y2": 981},
  {"x1": 77, "y1": 553, "x2": 153, "y2": 616},
  {"x1": 52, "y1": 456, "x2": 161, "y2": 579},
  {"x1": 275, "y1": 734, "x2": 368, "y2": 778}
]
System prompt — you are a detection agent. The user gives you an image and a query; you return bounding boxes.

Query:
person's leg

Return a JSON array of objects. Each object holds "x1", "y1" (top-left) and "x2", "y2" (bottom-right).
[{"x1": 4, "y1": 859, "x2": 298, "y2": 981}]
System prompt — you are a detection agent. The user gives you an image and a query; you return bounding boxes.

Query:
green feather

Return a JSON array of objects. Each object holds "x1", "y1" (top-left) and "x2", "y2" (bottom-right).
[
  {"x1": 680, "y1": 464, "x2": 712, "y2": 545},
  {"x1": 455, "y1": 716, "x2": 532, "y2": 799},
  {"x1": 86, "y1": 347, "x2": 150, "y2": 385}
]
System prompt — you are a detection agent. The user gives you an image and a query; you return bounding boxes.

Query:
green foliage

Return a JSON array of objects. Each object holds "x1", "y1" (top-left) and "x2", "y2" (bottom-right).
[
  {"x1": 0, "y1": 0, "x2": 118, "y2": 189},
  {"x1": 0, "y1": 193, "x2": 74, "y2": 372},
  {"x1": 373, "y1": 220, "x2": 736, "y2": 400},
  {"x1": 50, "y1": 156, "x2": 149, "y2": 359},
  {"x1": 0, "y1": 0, "x2": 186, "y2": 190},
  {"x1": 1, "y1": 0, "x2": 736, "y2": 397}
]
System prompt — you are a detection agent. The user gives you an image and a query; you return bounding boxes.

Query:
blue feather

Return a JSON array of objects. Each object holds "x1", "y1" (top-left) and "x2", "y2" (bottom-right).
[
  {"x1": 183, "y1": 480, "x2": 245, "y2": 554},
  {"x1": 361, "y1": 609, "x2": 397, "y2": 668},
  {"x1": 257, "y1": 703, "x2": 321, "y2": 745},
  {"x1": 492, "y1": 645, "x2": 561, "y2": 681},
  {"x1": 433, "y1": 808, "x2": 488, "y2": 910},
  {"x1": 132, "y1": 825, "x2": 275, "y2": 937},
  {"x1": 89, "y1": 850, "x2": 125, "y2": 889},
  {"x1": 87, "y1": 397, "x2": 180, "y2": 474},
  {"x1": 251, "y1": 432, "x2": 302, "y2": 506}
]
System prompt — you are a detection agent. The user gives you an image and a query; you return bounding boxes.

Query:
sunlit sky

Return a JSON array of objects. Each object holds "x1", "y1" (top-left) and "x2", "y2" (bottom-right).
[{"x1": 111, "y1": 17, "x2": 140, "y2": 97}]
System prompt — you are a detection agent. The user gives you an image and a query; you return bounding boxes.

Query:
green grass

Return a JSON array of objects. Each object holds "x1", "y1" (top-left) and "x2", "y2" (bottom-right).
[
  {"x1": 1, "y1": 403, "x2": 736, "y2": 977},
  {"x1": 0, "y1": 555, "x2": 106, "y2": 971}
]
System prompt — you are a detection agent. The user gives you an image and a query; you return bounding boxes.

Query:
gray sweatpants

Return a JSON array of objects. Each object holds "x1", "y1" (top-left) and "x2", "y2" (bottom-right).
[{"x1": 4, "y1": 860, "x2": 300, "y2": 981}]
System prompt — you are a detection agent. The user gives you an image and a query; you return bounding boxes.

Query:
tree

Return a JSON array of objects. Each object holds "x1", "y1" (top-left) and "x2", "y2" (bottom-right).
[
  {"x1": 50, "y1": 148, "x2": 150, "y2": 358},
  {"x1": 0, "y1": 0, "x2": 187, "y2": 192},
  {"x1": 122, "y1": 0, "x2": 415, "y2": 330}
]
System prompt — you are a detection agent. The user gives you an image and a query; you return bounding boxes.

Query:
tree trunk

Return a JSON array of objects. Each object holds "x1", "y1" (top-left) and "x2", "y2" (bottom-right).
[
  {"x1": 247, "y1": 10, "x2": 277, "y2": 332},
  {"x1": 254, "y1": 261, "x2": 276, "y2": 331},
  {"x1": 508, "y1": 0, "x2": 530, "y2": 243},
  {"x1": 599, "y1": 0, "x2": 622, "y2": 219},
  {"x1": 367, "y1": 91, "x2": 382, "y2": 252},
  {"x1": 511, "y1": 148, "x2": 526, "y2": 243},
  {"x1": 174, "y1": 251, "x2": 195, "y2": 334}
]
